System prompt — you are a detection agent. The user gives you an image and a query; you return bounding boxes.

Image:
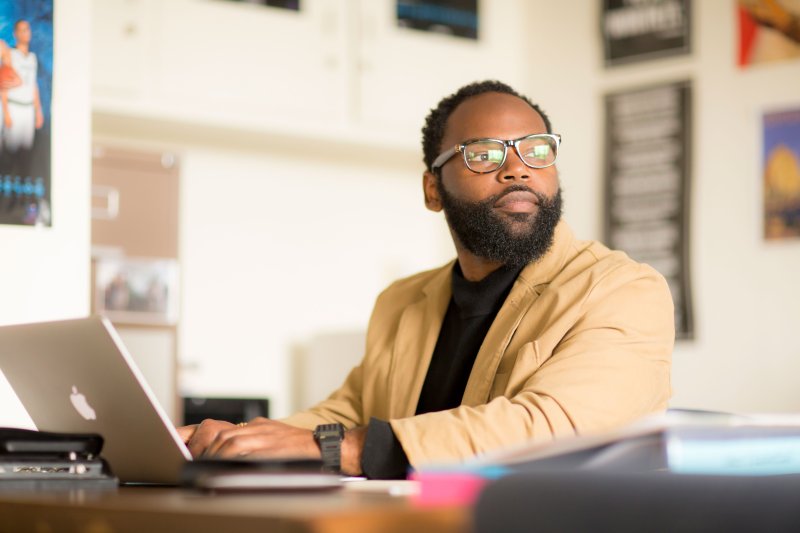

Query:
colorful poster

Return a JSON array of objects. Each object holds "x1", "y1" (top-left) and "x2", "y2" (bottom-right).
[
  {"x1": 602, "y1": 0, "x2": 692, "y2": 67},
  {"x1": 0, "y1": 0, "x2": 52, "y2": 227},
  {"x1": 604, "y1": 81, "x2": 694, "y2": 339},
  {"x1": 397, "y1": 0, "x2": 478, "y2": 40},
  {"x1": 763, "y1": 108, "x2": 800, "y2": 240},
  {"x1": 738, "y1": 0, "x2": 800, "y2": 67}
]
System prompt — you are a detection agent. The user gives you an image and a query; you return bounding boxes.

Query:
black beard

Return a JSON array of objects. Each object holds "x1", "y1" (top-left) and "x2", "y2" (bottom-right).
[{"x1": 437, "y1": 181, "x2": 563, "y2": 267}]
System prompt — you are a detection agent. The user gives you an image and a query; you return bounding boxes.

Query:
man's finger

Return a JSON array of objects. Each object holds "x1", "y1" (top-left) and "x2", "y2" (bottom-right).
[
  {"x1": 213, "y1": 433, "x2": 274, "y2": 458},
  {"x1": 176, "y1": 424, "x2": 198, "y2": 444},
  {"x1": 187, "y1": 419, "x2": 234, "y2": 458}
]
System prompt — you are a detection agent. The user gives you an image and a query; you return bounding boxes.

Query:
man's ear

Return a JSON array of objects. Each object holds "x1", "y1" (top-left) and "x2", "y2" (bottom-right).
[{"x1": 423, "y1": 170, "x2": 443, "y2": 212}]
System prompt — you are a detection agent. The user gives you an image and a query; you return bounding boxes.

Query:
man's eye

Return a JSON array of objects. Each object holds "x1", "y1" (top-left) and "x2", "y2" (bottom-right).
[
  {"x1": 524, "y1": 145, "x2": 550, "y2": 159},
  {"x1": 467, "y1": 149, "x2": 503, "y2": 163}
]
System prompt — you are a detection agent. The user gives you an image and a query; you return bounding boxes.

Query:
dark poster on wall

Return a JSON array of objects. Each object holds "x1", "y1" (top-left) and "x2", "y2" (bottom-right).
[
  {"x1": 604, "y1": 81, "x2": 694, "y2": 339},
  {"x1": 602, "y1": 0, "x2": 691, "y2": 66},
  {"x1": 397, "y1": 0, "x2": 478, "y2": 40},
  {"x1": 223, "y1": 0, "x2": 300, "y2": 9},
  {"x1": 0, "y1": 0, "x2": 52, "y2": 227}
]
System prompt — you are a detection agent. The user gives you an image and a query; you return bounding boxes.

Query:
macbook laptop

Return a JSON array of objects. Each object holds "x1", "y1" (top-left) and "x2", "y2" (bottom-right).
[{"x1": 0, "y1": 316, "x2": 192, "y2": 484}]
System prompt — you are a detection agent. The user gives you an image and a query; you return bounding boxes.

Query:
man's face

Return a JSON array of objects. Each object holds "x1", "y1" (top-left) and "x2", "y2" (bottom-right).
[
  {"x1": 424, "y1": 92, "x2": 563, "y2": 266},
  {"x1": 14, "y1": 21, "x2": 31, "y2": 46}
]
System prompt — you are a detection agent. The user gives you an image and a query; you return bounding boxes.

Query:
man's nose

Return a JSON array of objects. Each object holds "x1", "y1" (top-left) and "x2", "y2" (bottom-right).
[{"x1": 498, "y1": 146, "x2": 530, "y2": 182}]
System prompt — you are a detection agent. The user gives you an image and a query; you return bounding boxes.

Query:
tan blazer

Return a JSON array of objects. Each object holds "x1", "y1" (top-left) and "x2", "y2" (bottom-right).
[{"x1": 283, "y1": 221, "x2": 674, "y2": 467}]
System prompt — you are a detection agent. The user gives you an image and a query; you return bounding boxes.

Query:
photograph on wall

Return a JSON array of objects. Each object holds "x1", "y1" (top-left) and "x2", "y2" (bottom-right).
[
  {"x1": 397, "y1": 0, "x2": 478, "y2": 40},
  {"x1": 738, "y1": 0, "x2": 800, "y2": 67},
  {"x1": 94, "y1": 257, "x2": 180, "y2": 326},
  {"x1": 763, "y1": 108, "x2": 800, "y2": 240},
  {"x1": 604, "y1": 80, "x2": 694, "y2": 339},
  {"x1": 0, "y1": 0, "x2": 52, "y2": 227},
  {"x1": 602, "y1": 0, "x2": 691, "y2": 67}
]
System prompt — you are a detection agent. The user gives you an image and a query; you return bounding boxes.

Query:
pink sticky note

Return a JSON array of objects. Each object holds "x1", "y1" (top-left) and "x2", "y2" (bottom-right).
[{"x1": 409, "y1": 471, "x2": 489, "y2": 507}]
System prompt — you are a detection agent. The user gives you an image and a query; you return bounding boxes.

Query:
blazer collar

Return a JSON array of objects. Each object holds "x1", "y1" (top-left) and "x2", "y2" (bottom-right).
[
  {"x1": 389, "y1": 220, "x2": 576, "y2": 414},
  {"x1": 388, "y1": 262, "x2": 453, "y2": 418},
  {"x1": 462, "y1": 220, "x2": 575, "y2": 405},
  {"x1": 516, "y1": 220, "x2": 575, "y2": 290}
]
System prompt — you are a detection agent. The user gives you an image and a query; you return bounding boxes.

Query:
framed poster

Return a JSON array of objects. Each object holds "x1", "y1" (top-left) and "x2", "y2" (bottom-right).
[
  {"x1": 0, "y1": 1, "x2": 53, "y2": 226},
  {"x1": 738, "y1": 0, "x2": 800, "y2": 67},
  {"x1": 763, "y1": 108, "x2": 800, "y2": 240},
  {"x1": 602, "y1": 0, "x2": 692, "y2": 67},
  {"x1": 397, "y1": 0, "x2": 479, "y2": 40},
  {"x1": 94, "y1": 257, "x2": 180, "y2": 326},
  {"x1": 604, "y1": 80, "x2": 694, "y2": 339},
  {"x1": 223, "y1": 0, "x2": 300, "y2": 9}
]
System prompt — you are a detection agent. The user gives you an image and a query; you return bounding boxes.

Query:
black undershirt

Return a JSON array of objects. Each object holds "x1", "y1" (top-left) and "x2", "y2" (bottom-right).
[{"x1": 360, "y1": 262, "x2": 523, "y2": 479}]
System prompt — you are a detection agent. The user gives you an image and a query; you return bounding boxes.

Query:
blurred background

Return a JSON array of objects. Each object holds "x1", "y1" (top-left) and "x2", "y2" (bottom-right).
[{"x1": 1, "y1": 0, "x2": 799, "y2": 426}]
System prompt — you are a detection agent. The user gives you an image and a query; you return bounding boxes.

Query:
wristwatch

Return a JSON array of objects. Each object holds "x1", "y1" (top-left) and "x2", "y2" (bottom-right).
[{"x1": 313, "y1": 423, "x2": 345, "y2": 473}]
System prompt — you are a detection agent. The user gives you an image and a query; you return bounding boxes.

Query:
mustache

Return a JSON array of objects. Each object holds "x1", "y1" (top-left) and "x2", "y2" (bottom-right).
[{"x1": 489, "y1": 184, "x2": 549, "y2": 205}]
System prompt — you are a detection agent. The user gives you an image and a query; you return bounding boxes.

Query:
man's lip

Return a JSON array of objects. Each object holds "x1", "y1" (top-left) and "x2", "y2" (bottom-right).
[{"x1": 494, "y1": 191, "x2": 538, "y2": 212}]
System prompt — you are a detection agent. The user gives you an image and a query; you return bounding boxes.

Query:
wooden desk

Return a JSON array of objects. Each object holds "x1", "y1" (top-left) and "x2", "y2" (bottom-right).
[{"x1": 0, "y1": 484, "x2": 469, "y2": 533}]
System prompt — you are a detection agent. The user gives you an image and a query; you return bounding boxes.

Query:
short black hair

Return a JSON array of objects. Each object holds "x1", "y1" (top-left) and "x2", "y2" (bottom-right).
[{"x1": 421, "y1": 80, "x2": 553, "y2": 172}]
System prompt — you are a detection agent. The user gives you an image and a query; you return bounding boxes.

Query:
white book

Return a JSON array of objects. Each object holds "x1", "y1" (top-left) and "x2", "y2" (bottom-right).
[{"x1": 467, "y1": 410, "x2": 800, "y2": 476}]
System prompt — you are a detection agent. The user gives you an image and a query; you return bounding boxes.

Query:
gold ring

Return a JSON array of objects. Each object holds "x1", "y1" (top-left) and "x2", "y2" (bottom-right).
[{"x1": 236, "y1": 422, "x2": 248, "y2": 427}]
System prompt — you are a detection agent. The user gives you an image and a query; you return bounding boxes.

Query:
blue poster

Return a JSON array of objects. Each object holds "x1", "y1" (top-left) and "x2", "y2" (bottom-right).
[{"x1": 0, "y1": 0, "x2": 53, "y2": 227}]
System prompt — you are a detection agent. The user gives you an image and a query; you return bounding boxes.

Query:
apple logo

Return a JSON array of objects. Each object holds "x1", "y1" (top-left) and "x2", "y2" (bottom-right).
[{"x1": 70, "y1": 386, "x2": 97, "y2": 420}]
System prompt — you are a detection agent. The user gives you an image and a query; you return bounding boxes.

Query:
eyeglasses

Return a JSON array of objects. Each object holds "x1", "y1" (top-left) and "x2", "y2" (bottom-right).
[{"x1": 430, "y1": 133, "x2": 561, "y2": 174}]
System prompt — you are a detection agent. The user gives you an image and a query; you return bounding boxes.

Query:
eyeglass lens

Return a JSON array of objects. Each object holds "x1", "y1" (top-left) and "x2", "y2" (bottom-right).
[{"x1": 464, "y1": 135, "x2": 557, "y2": 172}]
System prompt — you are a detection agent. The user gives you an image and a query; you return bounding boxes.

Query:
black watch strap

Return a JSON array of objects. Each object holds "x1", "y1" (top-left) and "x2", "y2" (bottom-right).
[{"x1": 313, "y1": 423, "x2": 345, "y2": 473}]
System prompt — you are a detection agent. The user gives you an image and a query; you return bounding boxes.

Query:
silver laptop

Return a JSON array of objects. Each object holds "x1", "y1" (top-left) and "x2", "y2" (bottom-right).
[{"x1": 0, "y1": 315, "x2": 193, "y2": 484}]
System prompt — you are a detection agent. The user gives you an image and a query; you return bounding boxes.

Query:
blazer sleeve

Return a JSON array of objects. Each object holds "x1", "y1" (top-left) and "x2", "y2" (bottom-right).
[{"x1": 389, "y1": 262, "x2": 674, "y2": 467}]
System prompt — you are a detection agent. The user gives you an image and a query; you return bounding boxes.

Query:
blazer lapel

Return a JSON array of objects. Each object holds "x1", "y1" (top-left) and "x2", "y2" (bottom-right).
[
  {"x1": 461, "y1": 221, "x2": 576, "y2": 406},
  {"x1": 388, "y1": 264, "x2": 453, "y2": 418},
  {"x1": 460, "y1": 280, "x2": 536, "y2": 406}
]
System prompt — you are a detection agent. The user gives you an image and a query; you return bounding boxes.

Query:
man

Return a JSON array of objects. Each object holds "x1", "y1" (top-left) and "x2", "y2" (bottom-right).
[
  {"x1": 179, "y1": 81, "x2": 674, "y2": 479},
  {"x1": 1, "y1": 20, "x2": 44, "y2": 176},
  {"x1": 0, "y1": 38, "x2": 22, "y2": 161}
]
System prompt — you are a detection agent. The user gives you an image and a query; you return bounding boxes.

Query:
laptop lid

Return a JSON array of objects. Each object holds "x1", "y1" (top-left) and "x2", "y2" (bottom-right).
[{"x1": 0, "y1": 316, "x2": 192, "y2": 484}]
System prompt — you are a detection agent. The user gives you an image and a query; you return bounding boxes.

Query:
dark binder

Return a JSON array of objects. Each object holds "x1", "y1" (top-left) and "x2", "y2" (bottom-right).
[{"x1": 0, "y1": 427, "x2": 118, "y2": 490}]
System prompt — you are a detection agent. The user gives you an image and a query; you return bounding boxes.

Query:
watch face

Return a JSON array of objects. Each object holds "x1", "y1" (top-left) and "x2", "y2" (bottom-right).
[{"x1": 315, "y1": 423, "x2": 344, "y2": 441}]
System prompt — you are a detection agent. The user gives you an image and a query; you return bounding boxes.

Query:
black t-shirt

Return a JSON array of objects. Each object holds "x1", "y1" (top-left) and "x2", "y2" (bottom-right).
[{"x1": 360, "y1": 262, "x2": 523, "y2": 479}]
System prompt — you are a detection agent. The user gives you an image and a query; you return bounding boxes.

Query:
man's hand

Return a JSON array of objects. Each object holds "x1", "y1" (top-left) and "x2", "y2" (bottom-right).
[
  {"x1": 176, "y1": 418, "x2": 368, "y2": 476},
  {"x1": 178, "y1": 417, "x2": 318, "y2": 460}
]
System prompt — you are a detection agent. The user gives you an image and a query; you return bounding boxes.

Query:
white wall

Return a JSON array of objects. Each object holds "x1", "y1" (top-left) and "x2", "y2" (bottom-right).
[
  {"x1": 520, "y1": 0, "x2": 800, "y2": 413},
  {"x1": 93, "y1": 122, "x2": 453, "y2": 419},
  {"x1": 91, "y1": 0, "x2": 800, "y2": 417},
  {"x1": 676, "y1": 1, "x2": 800, "y2": 412},
  {"x1": 0, "y1": 0, "x2": 92, "y2": 427},
  {"x1": 177, "y1": 142, "x2": 453, "y2": 417}
]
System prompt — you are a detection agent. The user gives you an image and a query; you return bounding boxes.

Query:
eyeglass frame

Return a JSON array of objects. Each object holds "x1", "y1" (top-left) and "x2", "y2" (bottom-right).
[{"x1": 429, "y1": 133, "x2": 562, "y2": 174}]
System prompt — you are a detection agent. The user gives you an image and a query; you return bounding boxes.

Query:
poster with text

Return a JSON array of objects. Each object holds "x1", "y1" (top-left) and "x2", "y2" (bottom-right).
[
  {"x1": 763, "y1": 108, "x2": 800, "y2": 240},
  {"x1": 738, "y1": 0, "x2": 800, "y2": 67},
  {"x1": 602, "y1": 0, "x2": 691, "y2": 66},
  {"x1": 0, "y1": 0, "x2": 52, "y2": 227},
  {"x1": 604, "y1": 81, "x2": 694, "y2": 339}
]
